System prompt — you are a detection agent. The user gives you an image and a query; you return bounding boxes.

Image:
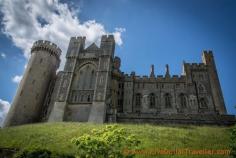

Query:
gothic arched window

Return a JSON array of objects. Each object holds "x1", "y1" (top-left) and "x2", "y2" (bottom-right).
[
  {"x1": 80, "y1": 95, "x2": 84, "y2": 102},
  {"x1": 149, "y1": 93, "x2": 155, "y2": 108},
  {"x1": 89, "y1": 70, "x2": 95, "y2": 89},
  {"x1": 76, "y1": 64, "x2": 96, "y2": 90},
  {"x1": 136, "y1": 93, "x2": 141, "y2": 109},
  {"x1": 198, "y1": 84, "x2": 205, "y2": 93},
  {"x1": 164, "y1": 93, "x2": 172, "y2": 108},
  {"x1": 179, "y1": 93, "x2": 187, "y2": 108},
  {"x1": 87, "y1": 95, "x2": 91, "y2": 102}
]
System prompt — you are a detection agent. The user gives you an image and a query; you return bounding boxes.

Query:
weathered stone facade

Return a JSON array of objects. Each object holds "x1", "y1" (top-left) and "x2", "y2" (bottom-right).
[{"x1": 4, "y1": 35, "x2": 236, "y2": 127}]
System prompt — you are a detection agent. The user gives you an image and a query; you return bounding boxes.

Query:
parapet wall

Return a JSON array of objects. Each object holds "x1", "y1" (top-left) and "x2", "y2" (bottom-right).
[
  {"x1": 31, "y1": 40, "x2": 62, "y2": 61},
  {"x1": 185, "y1": 63, "x2": 207, "y2": 70},
  {"x1": 123, "y1": 73, "x2": 186, "y2": 82}
]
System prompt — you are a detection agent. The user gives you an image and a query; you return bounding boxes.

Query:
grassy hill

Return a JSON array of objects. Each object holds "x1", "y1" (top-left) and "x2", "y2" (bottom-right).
[{"x1": 0, "y1": 122, "x2": 234, "y2": 158}]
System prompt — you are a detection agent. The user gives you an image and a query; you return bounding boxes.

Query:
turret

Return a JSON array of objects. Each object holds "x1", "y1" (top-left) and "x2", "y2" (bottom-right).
[
  {"x1": 202, "y1": 50, "x2": 227, "y2": 114},
  {"x1": 150, "y1": 64, "x2": 155, "y2": 78},
  {"x1": 165, "y1": 64, "x2": 170, "y2": 78},
  {"x1": 114, "y1": 56, "x2": 121, "y2": 70},
  {"x1": 4, "y1": 40, "x2": 61, "y2": 127}
]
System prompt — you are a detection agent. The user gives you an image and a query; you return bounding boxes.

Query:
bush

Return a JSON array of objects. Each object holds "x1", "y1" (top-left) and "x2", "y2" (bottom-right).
[
  {"x1": 14, "y1": 148, "x2": 75, "y2": 158},
  {"x1": 72, "y1": 125, "x2": 141, "y2": 158},
  {"x1": 14, "y1": 148, "x2": 51, "y2": 158},
  {"x1": 230, "y1": 125, "x2": 236, "y2": 158}
]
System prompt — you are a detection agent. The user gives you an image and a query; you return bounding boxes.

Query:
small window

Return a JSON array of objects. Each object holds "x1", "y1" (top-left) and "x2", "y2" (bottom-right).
[
  {"x1": 199, "y1": 97, "x2": 208, "y2": 108},
  {"x1": 150, "y1": 93, "x2": 155, "y2": 108},
  {"x1": 80, "y1": 95, "x2": 84, "y2": 102},
  {"x1": 87, "y1": 95, "x2": 91, "y2": 102},
  {"x1": 164, "y1": 93, "x2": 172, "y2": 108},
  {"x1": 179, "y1": 93, "x2": 187, "y2": 108}
]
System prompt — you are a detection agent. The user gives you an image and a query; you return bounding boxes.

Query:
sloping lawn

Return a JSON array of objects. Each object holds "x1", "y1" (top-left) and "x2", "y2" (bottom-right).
[{"x1": 0, "y1": 122, "x2": 233, "y2": 158}]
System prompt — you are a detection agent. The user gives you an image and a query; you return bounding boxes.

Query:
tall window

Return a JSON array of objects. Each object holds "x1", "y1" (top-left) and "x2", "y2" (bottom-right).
[
  {"x1": 136, "y1": 93, "x2": 141, "y2": 110},
  {"x1": 76, "y1": 64, "x2": 96, "y2": 90},
  {"x1": 164, "y1": 93, "x2": 171, "y2": 108},
  {"x1": 89, "y1": 70, "x2": 95, "y2": 89},
  {"x1": 87, "y1": 95, "x2": 91, "y2": 102},
  {"x1": 149, "y1": 93, "x2": 155, "y2": 108},
  {"x1": 179, "y1": 93, "x2": 187, "y2": 108}
]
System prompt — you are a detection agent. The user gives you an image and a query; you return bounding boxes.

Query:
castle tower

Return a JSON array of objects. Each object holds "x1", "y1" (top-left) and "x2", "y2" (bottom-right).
[
  {"x1": 48, "y1": 37, "x2": 85, "y2": 122},
  {"x1": 4, "y1": 40, "x2": 61, "y2": 127},
  {"x1": 202, "y1": 50, "x2": 227, "y2": 114},
  {"x1": 88, "y1": 35, "x2": 115, "y2": 123}
]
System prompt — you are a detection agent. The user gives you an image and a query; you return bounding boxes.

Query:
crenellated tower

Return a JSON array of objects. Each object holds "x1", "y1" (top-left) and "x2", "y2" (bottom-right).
[
  {"x1": 202, "y1": 50, "x2": 227, "y2": 114},
  {"x1": 4, "y1": 40, "x2": 61, "y2": 127},
  {"x1": 48, "y1": 37, "x2": 85, "y2": 122},
  {"x1": 88, "y1": 35, "x2": 115, "y2": 123}
]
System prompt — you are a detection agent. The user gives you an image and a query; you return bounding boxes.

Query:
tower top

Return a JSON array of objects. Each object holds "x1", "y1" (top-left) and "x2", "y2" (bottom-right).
[
  {"x1": 165, "y1": 64, "x2": 170, "y2": 78},
  {"x1": 150, "y1": 64, "x2": 155, "y2": 77},
  {"x1": 31, "y1": 40, "x2": 61, "y2": 61}
]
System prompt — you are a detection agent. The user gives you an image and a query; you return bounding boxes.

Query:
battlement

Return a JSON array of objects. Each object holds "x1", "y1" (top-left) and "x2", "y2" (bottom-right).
[
  {"x1": 123, "y1": 72, "x2": 186, "y2": 82},
  {"x1": 203, "y1": 50, "x2": 213, "y2": 55},
  {"x1": 31, "y1": 40, "x2": 61, "y2": 61},
  {"x1": 71, "y1": 36, "x2": 86, "y2": 41},
  {"x1": 70, "y1": 36, "x2": 86, "y2": 47},
  {"x1": 101, "y1": 34, "x2": 115, "y2": 41},
  {"x1": 184, "y1": 63, "x2": 207, "y2": 69}
]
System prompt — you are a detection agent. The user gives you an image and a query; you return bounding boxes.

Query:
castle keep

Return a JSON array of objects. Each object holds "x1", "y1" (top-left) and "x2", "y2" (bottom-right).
[{"x1": 4, "y1": 35, "x2": 235, "y2": 127}]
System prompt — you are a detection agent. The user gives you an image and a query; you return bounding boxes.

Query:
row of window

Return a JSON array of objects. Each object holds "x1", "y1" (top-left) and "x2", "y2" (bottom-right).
[
  {"x1": 135, "y1": 93, "x2": 187, "y2": 109},
  {"x1": 70, "y1": 93, "x2": 93, "y2": 103},
  {"x1": 122, "y1": 82, "x2": 187, "y2": 89},
  {"x1": 135, "y1": 93, "x2": 208, "y2": 109}
]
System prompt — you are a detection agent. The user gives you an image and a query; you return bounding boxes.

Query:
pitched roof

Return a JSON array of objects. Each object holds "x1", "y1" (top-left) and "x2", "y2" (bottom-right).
[{"x1": 85, "y1": 43, "x2": 99, "y2": 51}]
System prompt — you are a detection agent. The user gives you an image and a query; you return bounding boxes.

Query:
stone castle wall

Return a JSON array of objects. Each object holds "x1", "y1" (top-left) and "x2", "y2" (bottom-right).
[{"x1": 4, "y1": 35, "x2": 235, "y2": 127}]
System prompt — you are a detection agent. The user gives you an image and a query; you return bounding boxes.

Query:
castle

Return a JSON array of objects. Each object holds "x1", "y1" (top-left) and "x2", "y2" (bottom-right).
[{"x1": 4, "y1": 35, "x2": 236, "y2": 127}]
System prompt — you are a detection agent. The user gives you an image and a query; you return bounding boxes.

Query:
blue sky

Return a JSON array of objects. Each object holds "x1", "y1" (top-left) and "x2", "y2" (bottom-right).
[{"x1": 0, "y1": 0, "x2": 235, "y2": 120}]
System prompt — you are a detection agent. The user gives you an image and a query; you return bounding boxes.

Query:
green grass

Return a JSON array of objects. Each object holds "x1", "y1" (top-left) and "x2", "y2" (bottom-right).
[{"x1": 0, "y1": 122, "x2": 234, "y2": 158}]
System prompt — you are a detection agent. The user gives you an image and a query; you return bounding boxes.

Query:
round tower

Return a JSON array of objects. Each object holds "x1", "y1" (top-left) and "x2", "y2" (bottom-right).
[{"x1": 4, "y1": 40, "x2": 61, "y2": 127}]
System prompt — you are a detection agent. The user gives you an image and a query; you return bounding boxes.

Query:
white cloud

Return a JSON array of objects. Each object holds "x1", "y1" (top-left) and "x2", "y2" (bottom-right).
[
  {"x1": 0, "y1": 99, "x2": 10, "y2": 127},
  {"x1": 12, "y1": 75, "x2": 23, "y2": 84},
  {"x1": 1, "y1": 53, "x2": 6, "y2": 59},
  {"x1": 0, "y1": 0, "x2": 125, "y2": 70}
]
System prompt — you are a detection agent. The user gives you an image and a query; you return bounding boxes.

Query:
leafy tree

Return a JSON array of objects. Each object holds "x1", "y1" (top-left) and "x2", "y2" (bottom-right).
[{"x1": 72, "y1": 125, "x2": 141, "y2": 158}]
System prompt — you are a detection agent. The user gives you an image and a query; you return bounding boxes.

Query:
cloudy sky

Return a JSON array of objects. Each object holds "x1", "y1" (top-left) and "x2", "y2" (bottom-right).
[{"x1": 0, "y1": 0, "x2": 235, "y2": 125}]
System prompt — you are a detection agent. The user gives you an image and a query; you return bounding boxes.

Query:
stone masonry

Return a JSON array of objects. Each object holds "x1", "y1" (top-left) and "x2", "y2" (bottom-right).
[{"x1": 3, "y1": 35, "x2": 236, "y2": 127}]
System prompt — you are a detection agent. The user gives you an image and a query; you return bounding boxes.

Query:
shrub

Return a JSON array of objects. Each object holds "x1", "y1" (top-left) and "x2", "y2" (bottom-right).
[
  {"x1": 14, "y1": 148, "x2": 51, "y2": 158},
  {"x1": 230, "y1": 125, "x2": 236, "y2": 158},
  {"x1": 14, "y1": 148, "x2": 75, "y2": 158},
  {"x1": 72, "y1": 125, "x2": 141, "y2": 158}
]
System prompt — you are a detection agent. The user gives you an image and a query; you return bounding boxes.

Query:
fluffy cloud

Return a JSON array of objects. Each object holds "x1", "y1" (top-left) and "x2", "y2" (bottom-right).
[
  {"x1": 0, "y1": 99, "x2": 10, "y2": 127},
  {"x1": 0, "y1": 0, "x2": 125, "y2": 70},
  {"x1": 1, "y1": 53, "x2": 6, "y2": 59},
  {"x1": 12, "y1": 75, "x2": 23, "y2": 84}
]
